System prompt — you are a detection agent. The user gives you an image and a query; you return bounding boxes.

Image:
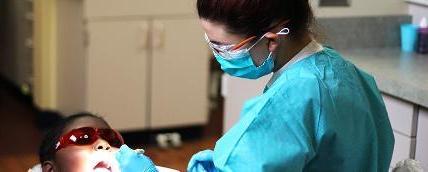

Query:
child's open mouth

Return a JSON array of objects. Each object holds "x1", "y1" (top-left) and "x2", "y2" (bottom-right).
[{"x1": 93, "y1": 161, "x2": 112, "y2": 172}]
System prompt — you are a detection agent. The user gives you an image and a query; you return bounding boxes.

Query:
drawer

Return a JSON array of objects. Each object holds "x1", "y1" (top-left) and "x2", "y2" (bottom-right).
[
  {"x1": 416, "y1": 108, "x2": 428, "y2": 170},
  {"x1": 382, "y1": 94, "x2": 417, "y2": 137},
  {"x1": 84, "y1": 0, "x2": 196, "y2": 18},
  {"x1": 390, "y1": 132, "x2": 416, "y2": 168}
]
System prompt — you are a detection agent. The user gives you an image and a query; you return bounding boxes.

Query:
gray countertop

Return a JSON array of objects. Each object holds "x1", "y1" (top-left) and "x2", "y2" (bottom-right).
[{"x1": 340, "y1": 48, "x2": 428, "y2": 107}]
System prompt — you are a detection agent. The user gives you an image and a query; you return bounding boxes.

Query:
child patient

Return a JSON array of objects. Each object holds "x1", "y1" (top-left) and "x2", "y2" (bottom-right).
[{"x1": 38, "y1": 113, "x2": 158, "y2": 172}]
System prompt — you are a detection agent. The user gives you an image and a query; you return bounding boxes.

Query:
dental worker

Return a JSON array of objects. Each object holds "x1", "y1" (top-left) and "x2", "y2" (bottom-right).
[
  {"x1": 188, "y1": 0, "x2": 394, "y2": 171},
  {"x1": 116, "y1": 0, "x2": 395, "y2": 171}
]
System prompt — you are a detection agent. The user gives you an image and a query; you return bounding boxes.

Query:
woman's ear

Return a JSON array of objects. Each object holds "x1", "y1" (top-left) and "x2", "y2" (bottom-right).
[
  {"x1": 264, "y1": 32, "x2": 280, "y2": 52},
  {"x1": 42, "y1": 161, "x2": 55, "y2": 172}
]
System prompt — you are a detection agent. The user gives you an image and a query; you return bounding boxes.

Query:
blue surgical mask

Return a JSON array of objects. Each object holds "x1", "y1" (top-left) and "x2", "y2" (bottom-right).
[
  {"x1": 213, "y1": 51, "x2": 275, "y2": 79},
  {"x1": 205, "y1": 28, "x2": 290, "y2": 79}
]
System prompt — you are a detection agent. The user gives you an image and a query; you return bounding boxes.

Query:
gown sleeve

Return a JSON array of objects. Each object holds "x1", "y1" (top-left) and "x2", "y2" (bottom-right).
[{"x1": 188, "y1": 76, "x2": 325, "y2": 172}]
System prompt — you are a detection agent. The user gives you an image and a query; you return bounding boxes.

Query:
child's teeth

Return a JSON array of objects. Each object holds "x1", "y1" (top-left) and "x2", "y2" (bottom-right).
[{"x1": 94, "y1": 168, "x2": 110, "y2": 172}]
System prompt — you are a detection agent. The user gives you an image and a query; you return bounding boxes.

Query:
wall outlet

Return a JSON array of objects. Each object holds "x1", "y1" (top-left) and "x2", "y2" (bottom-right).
[{"x1": 319, "y1": 0, "x2": 351, "y2": 7}]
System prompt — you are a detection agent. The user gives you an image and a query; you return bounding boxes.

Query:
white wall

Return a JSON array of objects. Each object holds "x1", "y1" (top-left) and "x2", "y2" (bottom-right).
[
  {"x1": 311, "y1": 0, "x2": 408, "y2": 17},
  {"x1": 408, "y1": 3, "x2": 428, "y2": 24}
]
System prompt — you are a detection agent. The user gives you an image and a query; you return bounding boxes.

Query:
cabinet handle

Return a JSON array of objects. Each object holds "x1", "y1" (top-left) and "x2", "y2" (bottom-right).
[
  {"x1": 138, "y1": 23, "x2": 149, "y2": 50},
  {"x1": 153, "y1": 22, "x2": 165, "y2": 50}
]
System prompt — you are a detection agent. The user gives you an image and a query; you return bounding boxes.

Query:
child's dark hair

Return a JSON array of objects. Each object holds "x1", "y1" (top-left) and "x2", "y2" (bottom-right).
[{"x1": 38, "y1": 112, "x2": 110, "y2": 163}]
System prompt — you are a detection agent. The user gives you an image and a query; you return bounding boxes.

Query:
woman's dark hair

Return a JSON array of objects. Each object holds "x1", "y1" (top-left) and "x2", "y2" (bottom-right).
[
  {"x1": 38, "y1": 112, "x2": 110, "y2": 163},
  {"x1": 197, "y1": 0, "x2": 314, "y2": 39}
]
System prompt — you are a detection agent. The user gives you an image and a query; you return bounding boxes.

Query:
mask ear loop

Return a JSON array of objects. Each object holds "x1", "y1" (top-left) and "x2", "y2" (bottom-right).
[
  {"x1": 247, "y1": 27, "x2": 290, "y2": 51},
  {"x1": 273, "y1": 28, "x2": 290, "y2": 46},
  {"x1": 260, "y1": 27, "x2": 291, "y2": 66},
  {"x1": 248, "y1": 27, "x2": 291, "y2": 68},
  {"x1": 277, "y1": 28, "x2": 290, "y2": 35}
]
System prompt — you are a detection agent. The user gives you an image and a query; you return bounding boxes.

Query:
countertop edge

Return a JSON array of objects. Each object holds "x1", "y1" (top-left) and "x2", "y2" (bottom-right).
[
  {"x1": 376, "y1": 76, "x2": 428, "y2": 108},
  {"x1": 341, "y1": 48, "x2": 428, "y2": 108}
]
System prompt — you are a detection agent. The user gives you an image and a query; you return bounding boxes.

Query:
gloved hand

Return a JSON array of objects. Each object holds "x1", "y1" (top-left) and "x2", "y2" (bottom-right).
[
  {"x1": 187, "y1": 150, "x2": 218, "y2": 172},
  {"x1": 115, "y1": 144, "x2": 158, "y2": 172}
]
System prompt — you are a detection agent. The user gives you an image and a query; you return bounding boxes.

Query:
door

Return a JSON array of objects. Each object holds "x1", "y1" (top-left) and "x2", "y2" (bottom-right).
[
  {"x1": 87, "y1": 20, "x2": 150, "y2": 131},
  {"x1": 150, "y1": 18, "x2": 209, "y2": 128}
]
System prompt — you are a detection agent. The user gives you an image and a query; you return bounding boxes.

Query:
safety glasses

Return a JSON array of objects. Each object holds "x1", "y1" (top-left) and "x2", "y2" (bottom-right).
[
  {"x1": 204, "y1": 28, "x2": 290, "y2": 60},
  {"x1": 204, "y1": 34, "x2": 258, "y2": 58},
  {"x1": 55, "y1": 127, "x2": 124, "y2": 152}
]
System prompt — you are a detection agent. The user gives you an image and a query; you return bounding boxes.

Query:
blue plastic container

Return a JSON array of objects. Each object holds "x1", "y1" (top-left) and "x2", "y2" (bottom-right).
[{"x1": 401, "y1": 24, "x2": 418, "y2": 52}]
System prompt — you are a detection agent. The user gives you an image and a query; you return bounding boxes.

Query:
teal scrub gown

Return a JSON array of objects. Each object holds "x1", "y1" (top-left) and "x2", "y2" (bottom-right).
[{"x1": 188, "y1": 47, "x2": 394, "y2": 172}]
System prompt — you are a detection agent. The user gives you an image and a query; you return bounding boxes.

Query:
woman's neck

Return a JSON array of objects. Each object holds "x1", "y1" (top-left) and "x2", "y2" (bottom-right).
[{"x1": 273, "y1": 33, "x2": 313, "y2": 72}]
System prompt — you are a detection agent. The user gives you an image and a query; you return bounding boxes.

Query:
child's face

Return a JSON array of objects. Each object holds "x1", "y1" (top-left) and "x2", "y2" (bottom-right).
[{"x1": 50, "y1": 117, "x2": 121, "y2": 172}]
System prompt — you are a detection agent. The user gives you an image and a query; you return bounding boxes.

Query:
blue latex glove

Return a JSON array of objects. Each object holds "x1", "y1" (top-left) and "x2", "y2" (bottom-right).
[
  {"x1": 115, "y1": 144, "x2": 158, "y2": 172},
  {"x1": 187, "y1": 150, "x2": 218, "y2": 172}
]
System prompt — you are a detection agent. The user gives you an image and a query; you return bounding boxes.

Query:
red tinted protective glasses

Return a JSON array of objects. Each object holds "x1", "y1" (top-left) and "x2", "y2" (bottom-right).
[{"x1": 55, "y1": 127, "x2": 124, "y2": 152}]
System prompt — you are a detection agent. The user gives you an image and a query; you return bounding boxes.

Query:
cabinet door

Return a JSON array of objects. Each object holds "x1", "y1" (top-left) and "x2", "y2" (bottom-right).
[
  {"x1": 390, "y1": 132, "x2": 416, "y2": 168},
  {"x1": 416, "y1": 108, "x2": 428, "y2": 169},
  {"x1": 150, "y1": 18, "x2": 209, "y2": 128},
  {"x1": 87, "y1": 20, "x2": 150, "y2": 131},
  {"x1": 382, "y1": 94, "x2": 417, "y2": 136}
]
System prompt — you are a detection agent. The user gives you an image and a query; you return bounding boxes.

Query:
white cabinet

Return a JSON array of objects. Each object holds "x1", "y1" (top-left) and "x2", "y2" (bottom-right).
[
  {"x1": 383, "y1": 94, "x2": 418, "y2": 137},
  {"x1": 416, "y1": 108, "x2": 428, "y2": 169},
  {"x1": 87, "y1": 21, "x2": 151, "y2": 131},
  {"x1": 85, "y1": 1, "x2": 209, "y2": 131},
  {"x1": 150, "y1": 18, "x2": 209, "y2": 128},
  {"x1": 391, "y1": 132, "x2": 416, "y2": 167},
  {"x1": 382, "y1": 93, "x2": 428, "y2": 169},
  {"x1": 382, "y1": 94, "x2": 417, "y2": 167}
]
